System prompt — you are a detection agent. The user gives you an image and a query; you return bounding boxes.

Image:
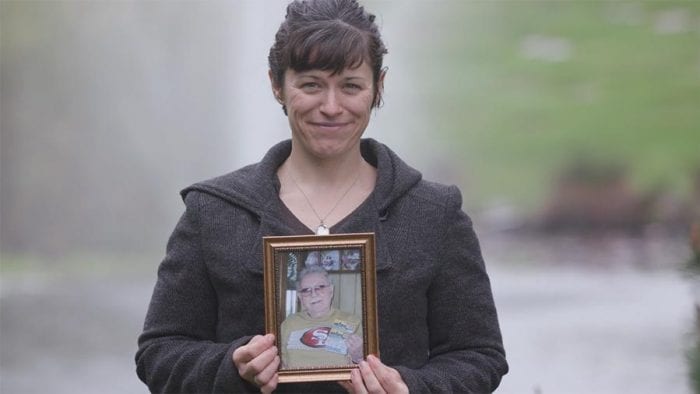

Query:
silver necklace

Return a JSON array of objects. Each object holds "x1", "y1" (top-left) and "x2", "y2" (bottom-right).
[{"x1": 288, "y1": 169, "x2": 362, "y2": 235}]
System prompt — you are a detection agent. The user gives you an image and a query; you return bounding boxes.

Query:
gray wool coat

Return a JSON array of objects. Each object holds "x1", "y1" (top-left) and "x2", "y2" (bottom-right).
[{"x1": 136, "y1": 139, "x2": 508, "y2": 393}]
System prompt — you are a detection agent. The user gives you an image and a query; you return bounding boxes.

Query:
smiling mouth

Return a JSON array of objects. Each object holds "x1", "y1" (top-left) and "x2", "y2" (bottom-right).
[{"x1": 311, "y1": 122, "x2": 348, "y2": 129}]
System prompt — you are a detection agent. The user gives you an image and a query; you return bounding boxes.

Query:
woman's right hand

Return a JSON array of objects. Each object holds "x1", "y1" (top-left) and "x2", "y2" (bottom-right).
[
  {"x1": 339, "y1": 355, "x2": 408, "y2": 394},
  {"x1": 232, "y1": 333, "x2": 280, "y2": 394}
]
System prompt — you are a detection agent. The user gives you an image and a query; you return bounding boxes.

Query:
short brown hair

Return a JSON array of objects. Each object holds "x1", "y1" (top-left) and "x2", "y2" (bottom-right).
[
  {"x1": 296, "y1": 265, "x2": 332, "y2": 290},
  {"x1": 268, "y1": 0, "x2": 388, "y2": 108}
]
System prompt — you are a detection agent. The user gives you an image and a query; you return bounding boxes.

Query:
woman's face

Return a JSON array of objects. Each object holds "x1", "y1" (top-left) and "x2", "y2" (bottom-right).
[
  {"x1": 297, "y1": 272, "x2": 334, "y2": 319},
  {"x1": 273, "y1": 62, "x2": 381, "y2": 161}
]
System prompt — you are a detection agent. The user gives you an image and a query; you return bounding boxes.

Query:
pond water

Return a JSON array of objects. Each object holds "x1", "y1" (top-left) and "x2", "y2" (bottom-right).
[{"x1": 484, "y1": 234, "x2": 694, "y2": 394}]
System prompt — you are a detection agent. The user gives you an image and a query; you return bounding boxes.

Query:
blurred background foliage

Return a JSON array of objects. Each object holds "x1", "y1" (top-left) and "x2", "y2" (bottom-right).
[
  {"x1": 2, "y1": 0, "x2": 699, "y2": 259},
  {"x1": 416, "y1": 1, "x2": 700, "y2": 211}
]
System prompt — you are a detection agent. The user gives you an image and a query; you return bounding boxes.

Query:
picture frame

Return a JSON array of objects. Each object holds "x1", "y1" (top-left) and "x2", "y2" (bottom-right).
[{"x1": 263, "y1": 232, "x2": 379, "y2": 383}]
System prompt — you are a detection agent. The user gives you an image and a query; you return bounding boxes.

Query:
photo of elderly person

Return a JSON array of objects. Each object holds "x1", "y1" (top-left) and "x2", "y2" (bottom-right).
[
  {"x1": 302, "y1": 250, "x2": 341, "y2": 271},
  {"x1": 304, "y1": 250, "x2": 322, "y2": 268},
  {"x1": 136, "y1": 0, "x2": 507, "y2": 392},
  {"x1": 321, "y1": 250, "x2": 341, "y2": 271},
  {"x1": 280, "y1": 266, "x2": 362, "y2": 368},
  {"x1": 341, "y1": 249, "x2": 361, "y2": 271}
]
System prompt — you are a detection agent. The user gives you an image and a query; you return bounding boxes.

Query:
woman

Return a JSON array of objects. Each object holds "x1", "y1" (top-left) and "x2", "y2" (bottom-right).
[{"x1": 136, "y1": 0, "x2": 508, "y2": 393}]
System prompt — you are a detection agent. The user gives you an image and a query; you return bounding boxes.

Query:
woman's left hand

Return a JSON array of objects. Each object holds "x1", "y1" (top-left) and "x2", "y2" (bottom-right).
[{"x1": 338, "y1": 355, "x2": 408, "y2": 394}]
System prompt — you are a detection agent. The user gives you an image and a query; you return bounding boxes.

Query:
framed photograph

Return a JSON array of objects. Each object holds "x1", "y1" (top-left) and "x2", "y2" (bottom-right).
[{"x1": 263, "y1": 232, "x2": 378, "y2": 383}]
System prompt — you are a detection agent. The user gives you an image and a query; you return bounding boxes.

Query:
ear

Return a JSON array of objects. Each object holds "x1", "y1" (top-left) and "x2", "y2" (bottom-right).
[
  {"x1": 373, "y1": 68, "x2": 387, "y2": 108},
  {"x1": 378, "y1": 68, "x2": 386, "y2": 91},
  {"x1": 269, "y1": 70, "x2": 283, "y2": 103}
]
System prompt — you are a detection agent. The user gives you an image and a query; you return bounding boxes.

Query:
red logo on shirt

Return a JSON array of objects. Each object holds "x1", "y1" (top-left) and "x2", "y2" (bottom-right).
[{"x1": 300, "y1": 327, "x2": 331, "y2": 348}]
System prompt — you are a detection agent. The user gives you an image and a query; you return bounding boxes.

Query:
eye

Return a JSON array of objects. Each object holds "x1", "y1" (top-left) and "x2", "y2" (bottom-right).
[
  {"x1": 344, "y1": 83, "x2": 362, "y2": 92},
  {"x1": 300, "y1": 82, "x2": 321, "y2": 92}
]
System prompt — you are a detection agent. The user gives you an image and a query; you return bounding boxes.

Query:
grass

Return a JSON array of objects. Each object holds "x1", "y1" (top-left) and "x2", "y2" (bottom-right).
[
  {"x1": 404, "y1": 0, "x2": 700, "y2": 210},
  {"x1": 0, "y1": 252, "x2": 159, "y2": 278}
]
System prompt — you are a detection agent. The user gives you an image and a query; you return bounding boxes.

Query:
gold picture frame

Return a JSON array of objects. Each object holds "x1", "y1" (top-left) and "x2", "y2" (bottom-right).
[{"x1": 263, "y1": 232, "x2": 379, "y2": 383}]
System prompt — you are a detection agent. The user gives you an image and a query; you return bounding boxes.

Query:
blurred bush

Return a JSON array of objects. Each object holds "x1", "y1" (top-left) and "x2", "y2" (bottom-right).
[{"x1": 407, "y1": 1, "x2": 700, "y2": 214}]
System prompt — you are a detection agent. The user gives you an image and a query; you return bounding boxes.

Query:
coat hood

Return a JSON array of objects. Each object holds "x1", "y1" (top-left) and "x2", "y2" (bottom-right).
[{"x1": 181, "y1": 138, "x2": 423, "y2": 222}]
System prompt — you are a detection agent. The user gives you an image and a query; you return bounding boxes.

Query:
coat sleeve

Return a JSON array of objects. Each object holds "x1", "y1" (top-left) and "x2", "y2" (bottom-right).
[
  {"x1": 395, "y1": 185, "x2": 508, "y2": 393},
  {"x1": 135, "y1": 192, "x2": 258, "y2": 393}
]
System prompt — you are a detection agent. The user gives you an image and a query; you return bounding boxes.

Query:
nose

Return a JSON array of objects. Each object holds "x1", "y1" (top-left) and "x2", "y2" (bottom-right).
[{"x1": 320, "y1": 89, "x2": 342, "y2": 117}]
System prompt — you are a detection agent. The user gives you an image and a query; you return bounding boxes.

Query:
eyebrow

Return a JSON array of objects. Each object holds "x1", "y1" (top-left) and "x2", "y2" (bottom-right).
[
  {"x1": 301, "y1": 283, "x2": 329, "y2": 288},
  {"x1": 299, "y1": 281, "x2": 330, "y2": 288},
  {"x1": 295, "y1": 71, "x2": 368, "y2": 81},
  {"x1": 295, "y1": 72, "x2": 323, "y2": 79}
]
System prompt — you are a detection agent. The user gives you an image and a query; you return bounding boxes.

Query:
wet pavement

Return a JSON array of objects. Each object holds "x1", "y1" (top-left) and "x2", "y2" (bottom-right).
[
  {"x1": 0, "y1": 235, "x2": 695, "y2": 394},
  {"x1": 491, "y1": 263, "x2": 693, "y2": 394},
  {"x1": 484, "y1": 234, "x2": 694, "y2": 394},
  {"x1": 1, "y1": 269, "x2": 155, "y2": 394}
]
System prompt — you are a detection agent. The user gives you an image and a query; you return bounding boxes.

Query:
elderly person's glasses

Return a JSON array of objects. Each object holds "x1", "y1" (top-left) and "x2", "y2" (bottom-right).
[{"x1": 298, "y1": 284, "x2": 331, "y2": 297}]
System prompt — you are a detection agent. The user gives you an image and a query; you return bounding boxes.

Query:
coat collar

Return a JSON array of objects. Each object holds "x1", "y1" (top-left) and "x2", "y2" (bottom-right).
[{"x1": 181, "y1": 138, "x2": 422, "y2": 273}]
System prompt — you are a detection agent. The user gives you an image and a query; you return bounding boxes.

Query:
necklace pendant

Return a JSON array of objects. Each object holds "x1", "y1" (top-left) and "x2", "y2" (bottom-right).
[{"x1": 316, "y1": 224, "x2": 330, "y2": 235}]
